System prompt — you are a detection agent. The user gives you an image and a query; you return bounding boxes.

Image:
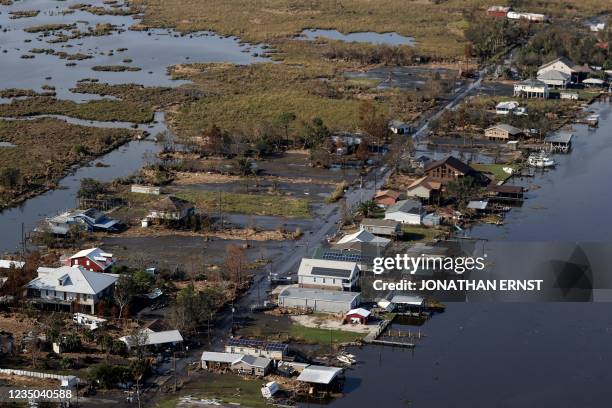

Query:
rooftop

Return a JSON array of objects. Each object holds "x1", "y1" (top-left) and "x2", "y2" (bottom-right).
[
  {"x1": 537, "y1": 70, "x2": 570, "y2": 81},
  {"x1": 298, "y1": 258, "x2": 358, "y2": 279},
  {"x1": 360, "y1": 218, "x2": 400, "y2": 228},
  {"x1": 545, "y1": 132, "x2": 573, "y2": 144},
  {"x1": 424, "y1": 156, "x2": 476, "y2": 176},
  {"x1": 487, "y1": 124, "x2": 522, "y2": 135},
  {"x1": 227, "y1": 338, "x2": 288, "y2": 352},
  {"x1": 386, "y1": 199, "x2": 423, "y2": 215},
  {"x1": 201, "y1": 351, "x2": 244, "y2": 364},
  {"x1": 297, "y1": 365, "x2": 343, "y2": 384},
  {"x1": 120, "y1": 329, "x2": 183, "y2": 347},
  {"x1": 391, "y1": 294, "x2": 424, "y2": 306},
  {"x1": 336, "y1": 229, "x2": 390, "y2": 246},
  {"x1": 27, "y1": 266, "x2": 117, "y2": 295}
]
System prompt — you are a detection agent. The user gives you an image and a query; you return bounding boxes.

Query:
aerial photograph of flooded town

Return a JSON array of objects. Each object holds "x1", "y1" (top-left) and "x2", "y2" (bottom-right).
[{"x1": 1, "y1": 0, "x2": 611, "y2": 406}]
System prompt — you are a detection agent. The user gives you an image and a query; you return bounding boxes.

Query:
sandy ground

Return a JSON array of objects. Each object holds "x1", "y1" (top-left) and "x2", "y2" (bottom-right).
[
  {"x1": 0, "y1": 373, "x2": 59, "y2": 388},
  {"x1": 291, "y1": 314, "x2": 378, "y2": 334},
  {"x1": 0, "y1": 314, "x2": 38, "y2": 342},
  {"x1": 98, "y1": 226, "x2": 294, "y2": 241}
]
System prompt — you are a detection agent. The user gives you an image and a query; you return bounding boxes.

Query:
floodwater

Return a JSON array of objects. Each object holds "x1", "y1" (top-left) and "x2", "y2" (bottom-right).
[
  {"x1": 345, "y1": 66, "x2": 461, "y2": 90},
  {"x1": 0, "y1": 0, "x2": 268, "y2": 253},
  {"x1": 301, "y1": 29, "x2": 415, "y2": 46},
  {"x1": 0, "y1": 0, "x2": 268, "y2": 101},
  {"x1": 318, "y1": 100, "x2": 612, "y2": 407}
]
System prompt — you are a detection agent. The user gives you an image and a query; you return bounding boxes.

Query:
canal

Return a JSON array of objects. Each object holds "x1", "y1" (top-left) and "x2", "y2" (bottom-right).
[{"x1": 316, "y1": 100, "x2": 612, "y2": 407}]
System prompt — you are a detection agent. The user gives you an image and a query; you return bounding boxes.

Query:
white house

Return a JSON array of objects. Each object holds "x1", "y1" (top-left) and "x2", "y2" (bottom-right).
[
  {"x1": 514, "y1": 78, "x2": 549, "y2": 99},
  {"x1": 297, "y1": 258, "x2": 360, "y2": 291},
  {"x1": 537, "y1": 57, "x2": 577, "y2": 77},
  {"x1": 495, "y1": 101, "x2": 519, "y2": 115},
  {"x1": 537, "y1": 70, "x2": 570, "y2": 88},
  {"x1": 336, "y1": 228, "x2": 390, "y2": 247},
  {"x1": 25, "y1": 266, "x2": 117, "y2": 314},
  {"x1": 384, "y1": 199, "x2": 424, "y2": 225}
]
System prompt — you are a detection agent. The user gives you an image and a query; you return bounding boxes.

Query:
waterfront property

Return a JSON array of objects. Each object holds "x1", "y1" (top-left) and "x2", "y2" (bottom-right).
[
  {"x1": 278, "y1": 286, "x2": 361, "y2": 313},
  {"x1": 513, "y1": 78, "x2": 549, "y2": 99},
  {"x1": 374, "y1": 189, "x2": 401, "y2": 207},
  {"x1": 200, "y1": 351, "x2": 272, "y2": 376},
  {"x1": 297, "y1": 365, "x2": 344, "y2": 389},
  {"x1": 318, "y1": 241, "x2": 384, "y2": 272},
  {"x1": 467, "y1": 200, "x2": 490, "y2": 213},
  {"x1": 384, "y1": 199, "x2": 425, "y2": 225},
  {"x1": 344, "y1": 307, "x2": 371, "y2": 324},
  {"x1": 63, "y1": 247, "x2": 115, "y2": 272},
  {"x1": 406, "y1": 176, "x2": 441, "y2": 202},
  {"x1": 545, "y1": 131, "x2": 573, "y2": 153},
  {"x1": 560, "y1": 90, "x2": 579, "y2": 100},
  {"x1": 423, "y1": 156, "x2": 488, "y2": 185},
  {"x1": 390, "y1": 294, "x2": 425, "y2": 311},
  {"x1": 25, "y1": 266, "x2": 117, "y2": 313},
  {"x1": 42, "y1": 208, "x2": 121, "y2": 235},
  {"x1": 297, "y1": 258, "x2": 360, "y2": 291},
  {"x1": 360, "y1": 218, "x2": 401, "y2": 237},
  {"x1": 486, "y1": 185, "x2": 524, "y2": 202},
  {"x1": 485, "y1": 124, "x2": 523, "y2": 141},
  {"x1": 225, "y1": 338, "x2": 288, "y2": 361},
  {"x1": 536, "y1": 57, "x2": 591, "y2": 83}
]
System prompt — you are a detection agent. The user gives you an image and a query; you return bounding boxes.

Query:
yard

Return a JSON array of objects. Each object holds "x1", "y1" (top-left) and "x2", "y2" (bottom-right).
[
  {"x1": 289, "y1": 324, "x2": 365, "y2": 345},
  {"x1": 472, "y1": 163, "x2": 518, "y2": 182}
]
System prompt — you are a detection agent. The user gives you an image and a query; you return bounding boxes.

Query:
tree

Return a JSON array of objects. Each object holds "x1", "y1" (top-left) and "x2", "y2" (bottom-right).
[
  {"x1": 0, "y1": 167, "x2": 21, "y2": 190},
  {"x1": 357, "y1": 200, "x2": 378, "y2": 218},
  {"x1": 446, "y1": 177, "x2": 481, "y2": 208},
  {"x1": 169, "y1": 284, "x2": 212, "y2": 334},
  {"x1": 301, "y1": 117, "x2": 330, "y2": 149},
  {"x1": 132, "y1": 270, "x2": 155, "y2": 294},
  {"x1": 87, "y1": 363, "x2": 129, "y2": 389},
  {"x1": 114, "y1": 274, "x2": 136, "y2": 319},
  {"x1": 224, "y1": 244, "x2": 247, "y2": 284},
  {"x1": 234, "y1": 156, "x2": 254, "y2": 176},
  {"x1": 202, "y1": 124, "x2": 224, "y2": 156},
  {"x1": 77, "y1": 178, "x2": 107, "y2": 199},
  {"x1": 276, "y1": 111, "x2": 296, "y2": 146},
  {"x1": 358, "y1": 101, "x2": 389, "y2": 150},
  {"x1": 61, "y1": 333, "x2": 82, "y2": 352}
]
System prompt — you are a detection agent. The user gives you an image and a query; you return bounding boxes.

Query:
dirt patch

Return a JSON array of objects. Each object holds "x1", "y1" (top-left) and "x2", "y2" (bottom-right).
[
  {"x1": 0, "y1": 373, "x2": 59, "y2": 388},
  {"x1": 105, "y1": 225, "x2": 295, "y2": 241},
  {"x1": 0, "y1": 314, "x2": 38, "y2": 342},
  {"x1": 291, "y1": 314, "x2": 377, "y2": 334}
]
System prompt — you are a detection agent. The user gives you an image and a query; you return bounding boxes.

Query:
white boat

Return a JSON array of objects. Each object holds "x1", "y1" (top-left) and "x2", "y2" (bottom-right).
[
  {"x1": 337, "y1": 355, "x2": 355, "y2": 365},
  {"x1": 527, "y1": 151, "x2": 555, "y2": 168}
]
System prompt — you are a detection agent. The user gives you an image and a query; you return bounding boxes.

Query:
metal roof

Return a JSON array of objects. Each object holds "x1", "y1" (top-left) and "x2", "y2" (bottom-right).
[
  {"x1": 537, "y1": 70, "x2": 570, "y2": 81},
  {"x1": 487, "y1": 124, "x2": 522, "y2": 135},
  {"x1": 391, "y1": 294, "x2": 424, "y2": 306},
  {"x1": 346, "y1": 308, "x2": 371, "y2": 317},
  {"x1": 297, "y1": 365, "x2": 343, "y2": 384},
  {"x1": 27, "y1": 266, "x2": 117, "y2": 295},
  {"x1": 120, "y1": 330, "x2": 183, "y2": 347},
  {"x1": 386, "y1": 199, "x2": 423, "y2": 215},
  {"x1": 467, "y1": 200, "x2": 489, "y2": 210},
  {"x1": 0, "y1": 260, "x2": 24, "y2": 269},
  {"x1": 298, "y1": 258, "x2": 358, "y2": 279},
  {"x1": 279, "y1": 287, "x2": 360, "y2": 303},
  {"x1": 201, "y1": 351, "x2": 244, "y2": 364},
  {"x1": 545, "y1": 132, "x2": 573, "y2": 143},
  {"x1": 360, "y1": 218, "x2": 399, "y2": 228},
  {"x1": 236, "y1": 355, "x2": 272, "y2": 369},
  {"x1": 337, "y1": 229, "x2": 390, "y2": 246}
]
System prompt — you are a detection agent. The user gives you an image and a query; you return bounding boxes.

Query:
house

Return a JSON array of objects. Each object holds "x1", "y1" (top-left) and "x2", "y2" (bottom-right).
[
  {"x1": 545, "y1": 131, "x2": 573, "y2": 153},
  {"x1": 331, "y1": 132, "x2": 362, "y2": 155},
  {"x1": 423, "y1": 156, "x2": 487, "y2": 185},
  {"x1": 513, "y1": 78, "x2": 549, "y2": 99},
  {"x1": 406, "y1": 176, "x2": 441, "y2": 202},
  {"x1": 297, "y1": 258, "x2": 360, "y2": 291},
  {"x1": 486, "y1": 6, "x2": 510, "y2": 18},
  {"x1": 537, "y1": 57, "x2": 576, "y2": 77},
  {"x1": 360, "y1": 218, "x2": 401, "y2": 237},
  {"x1": 318, "y1": 242, "x2": 385, "y2": 272},
  {"x1": 374, "y1": 190, "x2": 400, "y2": 207},
  {"x1": 560, "y1": 90, "x2": 579, "y2": 100},
  {"x1": 507, "y1": 11, "x2": 547, "y2": 22},
  {"x1": 131, "y1": 185, "x2": 161, "y2": 195},
  {"x1": 65, "y1": 248, "x2": 115, "y2": 272},
  {"x1": 384, "y1": 199, "x2": 424, "y2": 225},
  {"x1": 119, "y1": 329, "x2": 183, "y2": 351},
  {"x1": 0, "y1": 260, "x2": 24, "y2": 270},
  {"x1": 147, "y1": 195, "x2": 194, "y2": 221},
  {"x1": 201, "y1": 351, "x2": 244, "y2": 371},
  {"x1": 390, "y1": 294, "x2": 425, "y2": 311},
  {"x1": 409, "y1": 155, "x2": 432, "y2": 169},
  {"x1": 43, "y1": 208, "x2": 121, "y2": 235},
  {"x1": 225, "y1": 338, "x2": 288, "y2": 361},
  {"x1": 278, "y1": 287, "x2": 361, "y2": 314},
  {"x1": 336, "y1": 229, "x2": 390, "y2": 247},
  {"x1": 422, "y1": 213, "x2": 441, "y2": 226},
  {"x1": 231, "y1": 355, "x2": 272, "y2": 377},
  {"x1": 344, "y1": 308, "x2": 371, "y2": 324},
  {"x1": 495, "y1": 101, "x2": 519, "y2": 115},
  {"x1": 484, "y1": 124, "x2": 523, "y2": 141},
  {"x1": 388, "y1": 120, "x2": 412, "y2": 135},
  {"x1": 537, "y1": 70, "x2": 571, "y2": 88},
  {"x1": 25, "y1": 266, "x2": 117, "y2": 314}
]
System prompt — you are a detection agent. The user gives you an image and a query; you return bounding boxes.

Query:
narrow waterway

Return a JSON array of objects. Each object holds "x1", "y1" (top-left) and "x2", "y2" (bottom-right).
[{"x1": 316, "y1": 100, "x2": 612, "y2": 408}]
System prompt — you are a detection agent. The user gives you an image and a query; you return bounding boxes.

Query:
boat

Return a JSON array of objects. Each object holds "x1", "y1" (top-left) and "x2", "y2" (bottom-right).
[
  {"x1": 337, "y1": 352, "x2": 356, "y2": 365},
  {"x1": 527, "y1": 151, "x2": 555, "y2": 168}
]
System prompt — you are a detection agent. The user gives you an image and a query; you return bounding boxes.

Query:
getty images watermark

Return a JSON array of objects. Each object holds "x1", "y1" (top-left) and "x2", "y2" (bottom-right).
[{"x1": 371, "y1": 253, "x2": 544, "y2": 292}]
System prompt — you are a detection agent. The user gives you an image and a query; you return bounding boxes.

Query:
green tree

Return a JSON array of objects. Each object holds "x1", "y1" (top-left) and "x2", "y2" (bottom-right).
[
  {"x1": 446, "y1": 177, "x2": 480, "y2": 208},
  {"x1": 276, "y1": 111, "x2": 296, "y2": 146},
  {"x1": 301, "y1": 117, "x2": 330, "y2": 149},
  {"x1": 357, "y1": 200, "x2": 378, "y2": 218},
  {"x1": 114, "y1": 274, "x2": 136, "y2": 319}
]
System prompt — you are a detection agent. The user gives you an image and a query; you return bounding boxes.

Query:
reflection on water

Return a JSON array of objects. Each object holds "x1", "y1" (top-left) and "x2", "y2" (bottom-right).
[{"x1": 301, "y1": 29, "x2": 414, "y2": 46}]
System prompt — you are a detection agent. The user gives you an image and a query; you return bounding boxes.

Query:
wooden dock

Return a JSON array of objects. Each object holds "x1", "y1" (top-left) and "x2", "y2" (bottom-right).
[
  {"x1": 363, "y1": 315, "x2": 418, "y2": 348},
  {"x1": 369, "y1": 339, "x2": 415, "y2": 348}
]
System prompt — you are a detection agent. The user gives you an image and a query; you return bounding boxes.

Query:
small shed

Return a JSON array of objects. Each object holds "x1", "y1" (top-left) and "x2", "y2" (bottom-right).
[
  {"x1": 545, "y1": 132, "x2": 573, "y2": 153},
  {"x1": 374, "y1": 190, "x2": 400, "y2": 207},
  {"x1": 360, "y1": 218, "x2": 401, "y2": 237},
  {"x1": 467, "y1": 200, "x2": 490, "y2": 213},
  {"x1": 389, "y1": 120, "x2": 412, "y2": 134},
  {"x1": 201, "y1": 351, "x2": 243, "y2": 371},
  {"x1": 344, "y1": 308, "x2": 371, "y2": 324},
  {"x1": 486, "y1": 185, "x2": 524, "y2": 201}
]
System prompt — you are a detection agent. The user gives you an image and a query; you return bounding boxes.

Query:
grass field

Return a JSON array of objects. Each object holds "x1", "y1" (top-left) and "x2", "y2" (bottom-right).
[
  {"x1": 472, "y1": 163, "x2": 518, "y2": 182},
  {"x1": 289, "y1": 324, "x2": 365, "y2": 345},
  {"x1": 174, "y1": 189, "x2": 311, "y2": 218},
  {"x1": 401, "y1": 224, "x2": 439, "y2": 241}
]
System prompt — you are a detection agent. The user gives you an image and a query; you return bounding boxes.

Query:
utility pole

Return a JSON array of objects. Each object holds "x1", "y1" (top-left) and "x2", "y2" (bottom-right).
[{"x1": 173, "y1": 352, "x2": 177, "y2": 393}]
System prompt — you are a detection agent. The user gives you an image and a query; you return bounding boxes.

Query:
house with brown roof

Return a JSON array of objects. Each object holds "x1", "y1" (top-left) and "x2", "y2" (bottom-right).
[
  {"x1": 406, "y1": 176, "x2": 441, "y2": 202},
  {"x1": 374, "y1": 190, "x2": 400, "y2": 207},
  {"x1": 485, "y1": 124, "x2": 523, "y2": 141},
  {"x1": 423, "y1": 156, "x2": 488, "y2": 186},
  {"x1": 147, "y1": 196, "x2": 194, "y2": 222}
]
